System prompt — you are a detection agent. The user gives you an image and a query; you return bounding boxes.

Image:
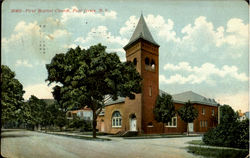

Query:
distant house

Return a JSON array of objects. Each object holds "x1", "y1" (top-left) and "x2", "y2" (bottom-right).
[
  {"x1": 239, "y1": 111, "x2": 249, "y2": 121},
  {"x1": 67, "y1": 106, "x2": 93, "y2": 121}
]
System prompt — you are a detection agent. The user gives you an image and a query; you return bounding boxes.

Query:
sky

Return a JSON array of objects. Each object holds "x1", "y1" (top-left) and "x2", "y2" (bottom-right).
[{"x1": 2, "y1": 0, "x2": 249, "y2": 112}]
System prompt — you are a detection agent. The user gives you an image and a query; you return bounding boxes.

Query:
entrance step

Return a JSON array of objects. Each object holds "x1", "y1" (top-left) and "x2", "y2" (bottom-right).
[
  {"x1": 114, "y1": 131, "x2": 138, "y2": 137},
  {"x1": 121, "y1": 131, "x2": 138, "y2": 137}
]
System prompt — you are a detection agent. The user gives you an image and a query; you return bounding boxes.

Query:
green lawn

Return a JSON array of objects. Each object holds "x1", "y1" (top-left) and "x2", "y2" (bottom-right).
[
  {"x1": 187, "y1": 146, "x2": 249, "y2": 158},
  {"x1": 187, "y1": 140, "x2": 205, "y2": 145}
]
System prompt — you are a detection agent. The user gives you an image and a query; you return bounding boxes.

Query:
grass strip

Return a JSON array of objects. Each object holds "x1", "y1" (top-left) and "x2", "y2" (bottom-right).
[
  {"x1": 187, "y1": 140, "x2": 205, "y2": 145},
  {"x1": 187, "y1": 146, "x2": 249, "y2": 158}
]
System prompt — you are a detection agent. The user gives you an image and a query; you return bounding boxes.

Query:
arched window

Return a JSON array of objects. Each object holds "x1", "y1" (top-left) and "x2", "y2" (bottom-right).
[
  {"x1": 151, "y1": 59, "x2": 155, "y2": 70},
  {"x1": 145, "y1": 57, "x2": 150, "y2": 65},
  {"x1": 133, "y1": 58, "x2": 137, "y2": 66},
  {"x1": 112, "y1": 111, "x2": 122, "y2": 127},
  {"x1": 147, "y1": 122, "x2": 153, "y2": 127}
]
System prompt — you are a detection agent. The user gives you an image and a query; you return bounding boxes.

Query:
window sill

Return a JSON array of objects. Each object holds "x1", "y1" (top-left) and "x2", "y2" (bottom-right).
[
  {"x1": 112, "y1": 126, "x2": 122, "y2": 128},
  {"x1": 147, "y1": 125, "x2": 154, "y2": 128},
  {"x1": 165, "y1": 126, "x2": 177, "y2": 128}
]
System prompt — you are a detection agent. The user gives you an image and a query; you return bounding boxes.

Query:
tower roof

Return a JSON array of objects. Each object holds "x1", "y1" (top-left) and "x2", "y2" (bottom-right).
[{"x1": 124, "y1": 14, "x2": 159, "y2": 49}]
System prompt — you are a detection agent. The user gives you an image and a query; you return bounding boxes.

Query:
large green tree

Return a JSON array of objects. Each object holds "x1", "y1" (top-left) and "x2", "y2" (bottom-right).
[
  {"x1": 54, "y1": 108, "x2": 67, "y2": 131},
  {"x1": 24, "y1": 95, "x2": 47, "y2": 130},
  {"x1": 219, "y1": 104, "x2": 238, "y2": 124},
  {"x1": 46, "y1": 44, "x2": 142, "y2": 138},
  {"x1": 177, "y1": 101, "x2": 198, "y2": 135},
  {"x1": 1, "y1": 65, "x2": 25, "y2": 126},
  {"x1": 42, "y1": 102, "x2": 58, "y2": 131},
  {"x1": 153, "y1": 93, "x2": 175, "y2": 133}
]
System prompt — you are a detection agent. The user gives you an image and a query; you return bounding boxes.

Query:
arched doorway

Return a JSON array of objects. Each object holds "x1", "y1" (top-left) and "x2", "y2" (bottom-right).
[{"x1": 129, "y1": 114, "x2": 137, "y2": 131}]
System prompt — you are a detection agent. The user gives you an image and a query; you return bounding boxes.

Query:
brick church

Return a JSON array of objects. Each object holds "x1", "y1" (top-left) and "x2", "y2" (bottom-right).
[{"x1": 97, "y1": 14, "x2": 218, "y2": 134}]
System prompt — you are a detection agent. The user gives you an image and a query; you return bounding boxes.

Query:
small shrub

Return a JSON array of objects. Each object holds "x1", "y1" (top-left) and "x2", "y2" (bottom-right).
[{"x1": 67, "y1": 117, "x2": 93, "y2": 131}]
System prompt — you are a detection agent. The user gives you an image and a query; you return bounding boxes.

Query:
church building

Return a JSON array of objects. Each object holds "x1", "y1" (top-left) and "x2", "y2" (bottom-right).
[{"x1": 97, "y1": 14, "x2": 218, "y2": 134}]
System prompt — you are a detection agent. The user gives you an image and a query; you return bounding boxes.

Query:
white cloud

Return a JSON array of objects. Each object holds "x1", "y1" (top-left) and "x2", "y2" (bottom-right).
[
  {"x1": 45, "y1": 17, "x2": 62, "y2": 26},
  {"x1": 47, "y1": 29, "x2": 71, "y2": 39},
  {"x1": 2, "y1": 21, "x2": 41, "y2": 51},
  {"x1": 216, "y1": 91, "x2": 249, "y2": 113},
  {"x1": 2, "y1": 20, "x2": 73, "y2": 62},
  {"x1": 226, "y1": 18, "x2": 248, "y2": 37},
  {"x1": 161, "y1": 62, "x2": 248, "y2": 84},
  {"x1": 14, "y1": 21, "x2": 40, "y2": 34},
  {"x1": 146, "y1": 14, "x2": 180, "y2": 42},
  {"x1": 61, "y1": 6, "x2": 117, "y2": 23},
  {"x1": 179, "y1": 16, "x2": 249, "y2": 49},
  {"x1": 15, "y1": 59, "x2": 33, "y2": 67},
  {"x1": 74, "y1": 26, "x2": 128, "y2": 46},
  {"x1": 119, "y1": 16, "x2": 138, "y2": 36},
  {"x1": 160, "y1": 74, "x2": 199, "y2": 84},
  {"x1": 23, "y1": 83, "x2": 55, "y2": 100}
]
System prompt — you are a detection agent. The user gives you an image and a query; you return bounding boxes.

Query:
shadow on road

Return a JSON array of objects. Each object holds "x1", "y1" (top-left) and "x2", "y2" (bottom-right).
[
  {"x1": 1, "y1": 129, "x2": 26, "y2": 133},
  {"x1": 1, "y1": 134, "x2": 31, "y2": 139}
]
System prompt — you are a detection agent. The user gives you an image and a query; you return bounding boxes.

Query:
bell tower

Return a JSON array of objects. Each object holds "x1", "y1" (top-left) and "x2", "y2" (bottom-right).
[{"x1": 124, "y1": 14, "x2": 160, "y2": 133}]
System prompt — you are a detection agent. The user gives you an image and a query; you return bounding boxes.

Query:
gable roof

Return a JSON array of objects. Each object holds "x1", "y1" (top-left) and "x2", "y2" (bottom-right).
[
  {"x1": 172, "y1": 91, "x2": 218, "y2": 106},
  {"x1": 104, "y1": 90, "x2": 218, "y2": 107},
  {"x1": 104, "y1": 96, "x2": 125, "y2": 106},
  {"x1": 124, "y1": 14, "x2": 159, "y2": 49}
]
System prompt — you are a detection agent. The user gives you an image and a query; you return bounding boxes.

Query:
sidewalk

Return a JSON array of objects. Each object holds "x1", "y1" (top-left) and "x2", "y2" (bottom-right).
[{"x1": 39, "y1": 131, "x2": 116, "y2": 140}]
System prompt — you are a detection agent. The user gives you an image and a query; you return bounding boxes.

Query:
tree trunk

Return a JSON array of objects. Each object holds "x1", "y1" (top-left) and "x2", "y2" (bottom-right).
[
  {"x1": 92, "y1": 110, "x2": 97, "y2": 138},
  {"x1": 187, "y1": 123, "x2": 189, "y2": 136}
]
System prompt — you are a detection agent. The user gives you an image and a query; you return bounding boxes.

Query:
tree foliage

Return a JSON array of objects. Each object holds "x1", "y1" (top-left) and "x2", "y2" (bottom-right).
[
  {"x1": 23, "y1": 95, "x2": 47, "y2": 129},
  {"x1": 178, "y1": 101, "x2": 198, "y2": 123},
  {"x1": 1, "y1": 65, "x2": 25, "y2": 126},
  {"x1": 219, "y1": 104, "x2": 238, "y2": 124},
  {"x1": 154, "y1": 93, "x2": 175, "y2": 125},
  {"x1": 54, "y1": 109, "x2": 67, "y2": 131},
  {"x1": 46, "y1": 44, "x2": 142, "y2": 137},
  {"x1": 177, "y1": 101, "x2": 198, "y2": 134}
]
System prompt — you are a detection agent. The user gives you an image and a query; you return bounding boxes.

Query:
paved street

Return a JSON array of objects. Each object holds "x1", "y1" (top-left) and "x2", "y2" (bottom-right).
[{"x1": 1, "y1": 129, "x2": 202, "y2": 158}]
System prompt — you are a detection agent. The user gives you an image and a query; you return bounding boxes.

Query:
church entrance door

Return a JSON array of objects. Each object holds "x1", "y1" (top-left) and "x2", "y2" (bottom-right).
[
  {"x1": 130, "y1": 114, "x2": 137, "y2": 131},
  {"x1": 188, "y1": 123, "x2": 194, "y2": 132}
]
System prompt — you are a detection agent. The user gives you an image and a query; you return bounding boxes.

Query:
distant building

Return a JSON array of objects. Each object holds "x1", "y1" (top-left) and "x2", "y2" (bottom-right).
[
  {"x1": 96, "y1": 14, "x2": 218, "y2": 134},
  {"x1": 239, "y1": 111, "x2": 249, "y2": 121},
  {"x1": 67, "y1": 107, "x2": 93, "y2": 121}
]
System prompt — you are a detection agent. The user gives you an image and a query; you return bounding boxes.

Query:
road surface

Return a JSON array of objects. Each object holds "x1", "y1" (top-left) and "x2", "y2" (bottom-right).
[{"x1": 1, "y1": 129, "x2": 202, "y2": 158}]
